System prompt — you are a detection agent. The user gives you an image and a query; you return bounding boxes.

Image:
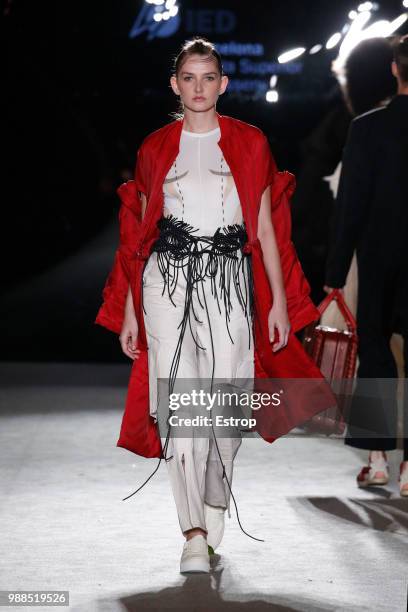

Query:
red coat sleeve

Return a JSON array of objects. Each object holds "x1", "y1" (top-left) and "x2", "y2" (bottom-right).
[
  {"x1": 257, "y1": 134, "x2": 320, "y2": 331},
  {"x1": 255, "y1": 133, "x2": 278, "y2": 199},
  {"x1": 94, "y1": 148, "x2": 145, "y2": 335}
]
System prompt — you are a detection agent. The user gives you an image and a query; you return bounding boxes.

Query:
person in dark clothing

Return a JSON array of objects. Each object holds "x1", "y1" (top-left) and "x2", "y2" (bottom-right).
[
  {"x1": 292, "y1": 38, "x2": 397, "y2": 308},
  {"x1": 324, "y1": 35, "x2": 408, "y2": 496}
]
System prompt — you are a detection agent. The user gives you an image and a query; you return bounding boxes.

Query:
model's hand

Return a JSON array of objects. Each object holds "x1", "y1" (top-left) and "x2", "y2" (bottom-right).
[
  {"x1": 120, "y1": 312, "x2": 141, "y2": 360},
  {"x1": 268, "y1": 302, "x2": 291, "y2": 352}
]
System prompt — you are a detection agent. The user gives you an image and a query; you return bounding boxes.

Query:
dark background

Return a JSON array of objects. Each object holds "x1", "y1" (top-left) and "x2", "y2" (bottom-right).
[{"x1": 2, "y1": 0, "x2": 407, "y2": 361}]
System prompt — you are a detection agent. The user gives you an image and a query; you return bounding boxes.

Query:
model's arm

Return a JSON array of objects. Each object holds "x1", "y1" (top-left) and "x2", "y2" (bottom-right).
[
  {"x1": 120, "y1": 191, "x2": 147, "y2": 360},
  {"x1": 258, "y1": 185, "x2": 291, "y2": 351}
]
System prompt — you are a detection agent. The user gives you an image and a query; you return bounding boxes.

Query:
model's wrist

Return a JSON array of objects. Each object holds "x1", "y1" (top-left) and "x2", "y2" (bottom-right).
[
  {"x1": 272, "y1": 293, "x2": 287, "y2": 309},
  {"x1": 124, "y1": 305, "x2": 137, "y2": 320}
]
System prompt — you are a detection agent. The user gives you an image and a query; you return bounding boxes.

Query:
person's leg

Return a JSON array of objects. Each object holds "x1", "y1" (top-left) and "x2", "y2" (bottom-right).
[
  {"x1": 162, "y1": 435, "x2": 209, "y2": 540},
  {"x1": 143, "y1": 256, "x2": 209, "y2": 540},
  {"x1": 400, "y1": 311, "x2": 408, "y2": 490},
  {"x1": 345, "y1": 269, "x2": 399, "y2": 455},
  {"x1": 343, "y1": 265, "x2": 403, "y2": 487},
  {"x1": 204, "y1": 433, "x2": 242, "y2": 516},
  {"x1": 400, "y1": 275, "x2": 408, "y2": 460},
  {"x1": 194, "y1": 266, "x2": 254, "y2": 517}
]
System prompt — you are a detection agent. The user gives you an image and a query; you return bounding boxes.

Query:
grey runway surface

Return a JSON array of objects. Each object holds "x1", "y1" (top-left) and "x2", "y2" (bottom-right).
[{"x1": 0, "y1": 363, "x2": 407, "y2": 612}]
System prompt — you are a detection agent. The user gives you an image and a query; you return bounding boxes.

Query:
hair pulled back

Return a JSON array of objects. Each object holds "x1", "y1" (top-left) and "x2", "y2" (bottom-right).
[{"x1": 170, "y1": 36, "x2": 224, "y2": 119}]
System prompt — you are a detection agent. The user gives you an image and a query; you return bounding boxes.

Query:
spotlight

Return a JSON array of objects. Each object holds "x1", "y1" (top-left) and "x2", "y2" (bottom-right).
[
  {"x1": 338, "y1": 10, "x2": 372, "y2": 60},
  {"x1": 359, "y1": 14, "x2": 408, "y2": 38},
  {"x1": 403, "y1": 0, "x2": 408, "y2": 8},
  {"x1": 389, "y1": 13, "x2": 408, "y2": 32},
  {"x1": 266, "y1": 90, "x2": 279, "y2": 103},
  {"x1": 309, "y1": 44, "x2": 322, "y2": 54},
  {"x1": 326, "y1": 33, "x2": 342, "y2": 49},
  {"x1": 269, "y1": 75, "x2": 278, "y2": 87},
  {"x1": 278, "y1": 47, "x2": 306, "y2": 63}
]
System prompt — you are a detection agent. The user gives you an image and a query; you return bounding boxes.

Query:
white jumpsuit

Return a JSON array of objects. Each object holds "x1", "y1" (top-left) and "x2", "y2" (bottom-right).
[{"x1": 142, "y1": 126, "x2": 255, "y2": 535}]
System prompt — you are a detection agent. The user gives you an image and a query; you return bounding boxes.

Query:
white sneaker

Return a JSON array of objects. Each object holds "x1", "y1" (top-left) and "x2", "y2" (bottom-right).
[
  {"x1": 204, "y1": 503, "x2": 226, "y2": 550},
  {"x1": 180, "y1": 534, "x2": 210, "y2": 574}
]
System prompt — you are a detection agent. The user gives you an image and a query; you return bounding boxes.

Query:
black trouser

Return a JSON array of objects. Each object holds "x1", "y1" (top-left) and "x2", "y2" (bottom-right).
[{"x1": 345, "y1": 272, "x2": 408, "y2": 459}]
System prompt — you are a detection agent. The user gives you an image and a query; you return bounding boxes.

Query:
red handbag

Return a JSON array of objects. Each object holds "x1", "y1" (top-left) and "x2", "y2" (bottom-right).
[{"x1": 301, "y1": 289, "x2": 358, "y2": 435}]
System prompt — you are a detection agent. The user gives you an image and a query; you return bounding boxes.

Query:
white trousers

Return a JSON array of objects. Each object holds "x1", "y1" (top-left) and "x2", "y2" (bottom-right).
[{"x1": 142, "y1": 250, "x2": 254, "y2": 534}]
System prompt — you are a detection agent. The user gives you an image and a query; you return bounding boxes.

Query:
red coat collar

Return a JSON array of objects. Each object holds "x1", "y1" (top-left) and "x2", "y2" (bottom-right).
[{"x1": 137, "y1": 111, "x2": 259, "y2": 253}]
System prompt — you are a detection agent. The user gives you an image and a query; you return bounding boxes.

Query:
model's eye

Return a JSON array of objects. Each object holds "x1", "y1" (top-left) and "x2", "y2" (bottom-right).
[
  {"x1": 183, "y1": 77, "x2": 192, "y2": 81},
  {"x1": 206, "y1": 76, "x2": 215, "y2": 81}
]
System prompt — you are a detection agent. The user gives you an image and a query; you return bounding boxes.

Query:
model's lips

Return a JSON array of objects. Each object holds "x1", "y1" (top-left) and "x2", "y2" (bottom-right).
[{"x1": 193, "y1": 96, "x2": 206, "y2": 101}]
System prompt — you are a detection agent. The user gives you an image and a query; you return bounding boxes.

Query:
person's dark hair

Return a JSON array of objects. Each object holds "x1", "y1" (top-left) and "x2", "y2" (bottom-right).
[
  {"x1": 170, "y1": 37, "x2": 224, "y2": 119},
  {"x1": 392, "y1": 34, "x2": 408, "y2": 83},
  {"x1": 335, "y1": 37, "x2": 397, "y2": 116}
]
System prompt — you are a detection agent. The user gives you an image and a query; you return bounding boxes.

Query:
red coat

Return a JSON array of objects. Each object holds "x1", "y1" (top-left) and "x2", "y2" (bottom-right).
[{"x1": 95, "y1": 111, "x2": 337, "y2": 457}]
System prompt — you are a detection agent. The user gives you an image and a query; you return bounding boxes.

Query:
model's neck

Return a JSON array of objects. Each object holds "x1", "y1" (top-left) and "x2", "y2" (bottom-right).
[
  {"x1": 182, "y1": 108, "x2": 219, "y2": 133},
  {"x1": 397, "y1": 83, "x2": 408, "y2": 95}
]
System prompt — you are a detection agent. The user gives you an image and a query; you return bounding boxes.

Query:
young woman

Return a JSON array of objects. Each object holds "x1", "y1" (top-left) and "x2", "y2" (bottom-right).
[{"x1": 95, "y1": 36, "x2": 337, "y2": 574}]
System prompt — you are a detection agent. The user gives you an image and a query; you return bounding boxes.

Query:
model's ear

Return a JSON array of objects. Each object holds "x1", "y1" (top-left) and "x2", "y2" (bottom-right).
[
  {"x1": 391, "y1": 60, "x2": 398, "y2": 79},
  {"x1": 170, "y1": 75, "x2": 180, "y2": 96},
  {"x1": 220, "y1": 74, "x2": 229, "y2": 95}
]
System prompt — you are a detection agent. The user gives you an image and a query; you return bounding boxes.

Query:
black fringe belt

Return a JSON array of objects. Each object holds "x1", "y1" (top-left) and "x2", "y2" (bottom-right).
[{"x1": 142, "y1": 214, "x2": 255, "y2": 398}]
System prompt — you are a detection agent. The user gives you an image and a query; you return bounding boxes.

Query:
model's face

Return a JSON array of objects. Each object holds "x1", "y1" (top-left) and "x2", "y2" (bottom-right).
[{"x1": 170, "y1": 54, "x2": 228, "y2": 113}]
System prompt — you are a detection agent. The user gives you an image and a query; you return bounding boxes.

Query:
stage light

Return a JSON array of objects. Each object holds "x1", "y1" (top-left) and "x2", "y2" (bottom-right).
[
  {"x1": 266, "y1": 90, "x2": 279, "y2": 103},
  {"x1": 278, "y1": 47, "x2": 306, "y2": 63},
  {"x1": 357, "y1": 14, "x2": 407, "y2": 38},
  {"x1": 358, "y1": 2, "x2": 373, "y2": 11},
  {"x1": 309, "y1": 44, "x2": 322, "y2": 54},
  {"x1": 326, "y1": 33, "x2": 342, "y2": 49},
  {"x1": 338, "y1": 10, "x2": 372, "y2": 60},
  {"x1": 149, "y1": 0, "x2": 178, "y2": 21},
  {"x1": 389, "y1": 13, "x2": 408, "y2": 32},
  {"x1": 335, "y1": 8, "x2": 407, "y2": 69},
  {"x1": 403, "y1": 0, "x2": 408, "y2": 8},
  {"x1": 362, "y1": 19, "x2": 393, "y2": 36},
  {"x1": 269, "y1": 75, "x2": 278, "y2": 87},
  {"x1": 349, "y1": 10, "x2": 358, "y2": 20}
]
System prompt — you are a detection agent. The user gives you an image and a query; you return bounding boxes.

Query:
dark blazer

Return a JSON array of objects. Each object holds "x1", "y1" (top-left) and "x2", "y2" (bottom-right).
[{"x1": 325, "y1": 94, "x2": 408, "y2": 333}]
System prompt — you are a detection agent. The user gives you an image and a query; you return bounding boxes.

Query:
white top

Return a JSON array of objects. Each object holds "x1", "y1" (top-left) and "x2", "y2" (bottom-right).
[{"x1": 162, "y1": 126, "x2": 243, "y2": 234}]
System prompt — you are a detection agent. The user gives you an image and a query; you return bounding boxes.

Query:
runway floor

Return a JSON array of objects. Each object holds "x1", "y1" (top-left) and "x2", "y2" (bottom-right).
[{"x1": 0, "y1": 363, "x2": 407, "y2": 612}]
